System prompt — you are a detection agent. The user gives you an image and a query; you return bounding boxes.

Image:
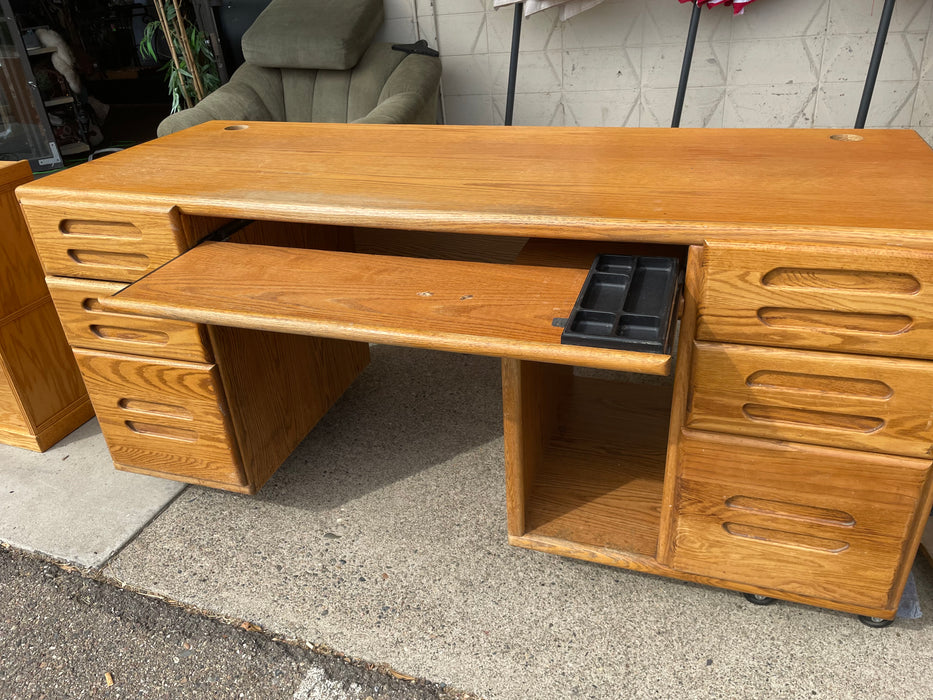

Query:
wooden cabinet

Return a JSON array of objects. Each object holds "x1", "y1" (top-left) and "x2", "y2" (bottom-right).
[
  {"x1": 17, "y1": 123, "x2": 933, "y2": 621},
  {"x1": 0, "y1": 363, "x2": 29, "y2": 432},
  {"x1": 0, "y1": 160, "x2": 92, "y2": 450}
]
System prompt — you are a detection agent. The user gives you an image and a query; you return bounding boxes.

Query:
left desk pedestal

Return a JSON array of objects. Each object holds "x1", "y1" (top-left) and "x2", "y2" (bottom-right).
[
  {"x1": 18, "y1": 202, "x2": 370, "y2": 493},
  {"x1": 0, "y1": 161, "x2": 92, "y2": 450}
]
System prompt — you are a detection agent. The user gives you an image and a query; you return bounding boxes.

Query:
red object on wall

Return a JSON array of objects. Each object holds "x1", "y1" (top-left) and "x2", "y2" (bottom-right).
[{"x1": 679, "y1": 0, "x2": 759, "y2": 13}]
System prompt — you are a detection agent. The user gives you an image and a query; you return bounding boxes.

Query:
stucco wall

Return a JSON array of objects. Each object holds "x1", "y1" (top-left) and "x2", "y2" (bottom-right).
[{"x1": 375, "y1": 0, "x2": 933, "y2": 143}]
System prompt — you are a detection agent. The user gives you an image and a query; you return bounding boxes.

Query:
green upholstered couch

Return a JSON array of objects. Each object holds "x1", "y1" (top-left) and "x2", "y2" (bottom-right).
[{"x1": 157, "y1": 0, "x2": 441, "y2": 136}]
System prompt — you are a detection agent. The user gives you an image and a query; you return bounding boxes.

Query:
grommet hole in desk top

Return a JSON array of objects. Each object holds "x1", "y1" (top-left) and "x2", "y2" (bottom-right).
[
  {"x1": 830, "y1": 133, "x2": 864, "y2": 142},
  {"x1": 224, "y1": 124, "x2": 249, "y2": 131}
]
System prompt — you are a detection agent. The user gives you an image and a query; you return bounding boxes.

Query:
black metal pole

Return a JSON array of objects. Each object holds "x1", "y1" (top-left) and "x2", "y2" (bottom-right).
[
  {"x1": 671, "y1": 0, "x2": 702, "y2": 128},
  {"x1": 855, "y1": 0, "x2": 896, "y2": 128},
  {"x1": 504, "y1": 3, "x2": 523, "y2": 126}
]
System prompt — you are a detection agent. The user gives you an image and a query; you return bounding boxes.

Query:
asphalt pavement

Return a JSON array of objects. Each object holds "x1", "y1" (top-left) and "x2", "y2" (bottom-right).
[{"x1": 0, "y1": 544, "x2": 475, "y2": 700}]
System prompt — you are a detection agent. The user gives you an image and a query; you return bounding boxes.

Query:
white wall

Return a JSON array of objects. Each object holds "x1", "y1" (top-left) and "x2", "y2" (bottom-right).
[{"x1": 374, "y1": 0, "x2": 933, "y2": 144}]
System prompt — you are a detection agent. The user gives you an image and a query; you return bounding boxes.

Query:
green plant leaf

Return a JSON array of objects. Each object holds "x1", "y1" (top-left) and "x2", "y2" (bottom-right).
[{"x1": 140, "y1": 0, "x2": 221, "y2": 110}]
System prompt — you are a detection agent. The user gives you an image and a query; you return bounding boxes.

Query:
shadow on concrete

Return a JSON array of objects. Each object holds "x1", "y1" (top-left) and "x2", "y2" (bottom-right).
[
  {"x1": 46, "y1": 416, "x2": 102, "y2": 451},
  {"x1": 253, "y1": 344, "x2": 504, "y2": 510}
]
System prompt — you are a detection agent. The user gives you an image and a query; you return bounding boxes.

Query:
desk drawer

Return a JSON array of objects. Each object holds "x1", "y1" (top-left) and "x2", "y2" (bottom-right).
[
  {"x1": 47, "y1": 277, "x2": 212, "y2": 363},
  {"x1": 21, "y1": 204, "x2": 188, "y2": 283},
  {"x1": 697, "y1": 241, "x2": 933, "y2": 359},
  {"x1": 687, "y1": 342, "x2": 933, "y2": 459},
  {"x1": 73, "y1": 349, "x2": 247, "y2": 490},
  {"x1": 669, "y1": 430, "x2": 931, "y2": 611}
]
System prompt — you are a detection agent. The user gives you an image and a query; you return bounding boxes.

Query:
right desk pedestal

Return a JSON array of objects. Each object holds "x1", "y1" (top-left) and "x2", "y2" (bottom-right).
[{"x1": 505, "y1": 243, "x2": 933, "y2": 621}]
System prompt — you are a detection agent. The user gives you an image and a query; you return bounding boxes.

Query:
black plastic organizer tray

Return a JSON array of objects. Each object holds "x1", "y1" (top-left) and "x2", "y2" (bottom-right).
[{"x1": 560, "y1": 255, "x2": 681, "y2": 353}]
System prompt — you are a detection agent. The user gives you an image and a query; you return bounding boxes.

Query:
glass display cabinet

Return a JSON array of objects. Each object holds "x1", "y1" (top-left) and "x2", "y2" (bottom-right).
[{"x1": 0, "y1": 0, "x2": 64, "y2": 171}]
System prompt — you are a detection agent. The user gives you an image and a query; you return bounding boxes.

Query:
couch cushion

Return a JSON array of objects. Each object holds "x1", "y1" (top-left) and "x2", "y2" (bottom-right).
[{"x1": 242, "y1": 0, "x2": 384, "y2": 70}]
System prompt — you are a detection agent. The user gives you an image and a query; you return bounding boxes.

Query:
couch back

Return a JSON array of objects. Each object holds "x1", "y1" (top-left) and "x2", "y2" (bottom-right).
[
  {"x1": 281, "y1": 43, "x2": 407, "y2": 122},
  {"x1": 242, "y1": 0, "x2": 384, "y2": 71}
]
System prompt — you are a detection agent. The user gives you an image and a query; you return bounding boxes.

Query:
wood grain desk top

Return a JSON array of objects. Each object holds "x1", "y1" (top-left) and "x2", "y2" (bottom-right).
[{"x1": 17, "y1": 122, "x2": 933, "y2": 245}]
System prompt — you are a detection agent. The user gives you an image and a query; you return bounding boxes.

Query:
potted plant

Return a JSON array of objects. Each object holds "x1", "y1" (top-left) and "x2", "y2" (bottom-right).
[{"x1": 139, "y1": 0, "x2": 220, "y2": 113}]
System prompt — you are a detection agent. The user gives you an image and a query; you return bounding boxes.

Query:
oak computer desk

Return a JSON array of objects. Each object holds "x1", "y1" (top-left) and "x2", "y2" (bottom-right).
[{"x1": 17, "y1": 123, "x2": 933, "y2": 623}]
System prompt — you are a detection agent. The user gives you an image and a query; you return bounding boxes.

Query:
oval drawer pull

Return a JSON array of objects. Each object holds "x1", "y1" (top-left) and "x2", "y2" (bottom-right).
[
  {"x1": 742, "y1": 404, "x2": 885, "y2": 434},
  {"x1": 725, "y1": 496, "x2": 855, "y2": 527},
  {"x1": 90, "y1": 324, "x2": 170, "y2": 346},
  {"x1": 60, "y1": 219, "x2": 142, "y2": 240},
  {"x1": 118, "y1": 398, "x2": 193, "y2": 420},
  {"x1": 761, "y1": 268, "x2": 920, "y2": 295},
  {"x1": 67, "y1": 249, "x2": 150, "y2": 270},
  {"x1": 745, "y1": 370, "x2": 893, "y2": 400},
  {"x1": 125, "y1": 420, "x2": 197, "y2": 443},
  {"x1": 82, "y1": 297, "x2": 106, "y2": 312},
  {"x1": 723, "y1": 522, "x2": 850, "y2": 554},
  {"x1": 757, "y1": 308, "x2": 912, "y2": 335}
]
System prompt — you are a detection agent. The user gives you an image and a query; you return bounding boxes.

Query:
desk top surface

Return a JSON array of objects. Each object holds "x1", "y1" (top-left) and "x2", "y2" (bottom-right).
[{"x1": 18, "y1": 122, "x2": 933, "y2": 245}]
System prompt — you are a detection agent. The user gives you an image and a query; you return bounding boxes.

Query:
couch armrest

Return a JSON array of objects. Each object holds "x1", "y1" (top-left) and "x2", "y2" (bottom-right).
[
  {"x1": 353, "y1": 52, "x2": 441, "y2": 125},
  {"x1": 352, "y1": 92, "x2": 428, "y2": 125},
  {"x1": 157, "y1": 65, "x2": 286, "y2": 136}
]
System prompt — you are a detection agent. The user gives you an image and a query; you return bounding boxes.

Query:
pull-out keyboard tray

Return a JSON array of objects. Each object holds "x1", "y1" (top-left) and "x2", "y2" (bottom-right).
[{"x1": 99, "y1": 241, "x2": 678, "y2": 375}]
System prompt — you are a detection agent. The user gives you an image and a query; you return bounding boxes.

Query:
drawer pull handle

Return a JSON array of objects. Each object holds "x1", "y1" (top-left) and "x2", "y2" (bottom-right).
[
  {"x1": 67, "y1": 249, "x2": 150, "y2": 270},
  {"x1": 742, "y1": 404, "x2": 884, "y2": 433},
  {"x1": 723, "y1": 522, "x2": 849, "y2": 553},
  {"x1": 761, "y1": 268, "x2": 920, "y2": 295},
  {"x1": 118, "y1": 399, "x2": 193, "y2": 420},
  {"x1": 725, "y1": 496, "x2": 855, "y2": 527},
  {"x1": 60, "y1": 219, "x2": 142, "y2": 240},
  {"x1": 757, "y1": 308, "x2": 912, "y2": 335},
  {"x1": 82, "y1": 298, "x2": 106, "y2": 312},
  {"x1": 746, "y1": 371, "x2": 893, "y2": 400},
  {"x1": 90, "y1": 324, "x2": 170, "y2": 346},
  {"x1": 125, "y1": 420, "x2": 197, "y2": 442}
]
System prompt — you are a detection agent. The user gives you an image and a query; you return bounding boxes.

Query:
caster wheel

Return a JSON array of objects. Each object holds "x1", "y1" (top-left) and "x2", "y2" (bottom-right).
[
  {"x1": 858, "y1": 615, "x2": 894, "y2": 628},
  {"x1": 743, "y1": 593, "x2": 777, "y2": 606}
]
